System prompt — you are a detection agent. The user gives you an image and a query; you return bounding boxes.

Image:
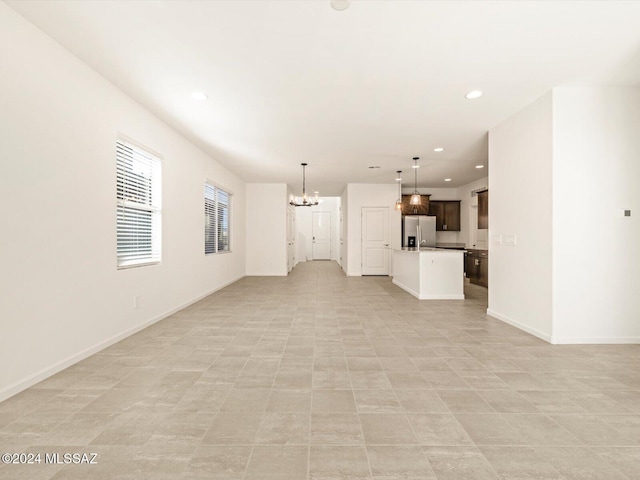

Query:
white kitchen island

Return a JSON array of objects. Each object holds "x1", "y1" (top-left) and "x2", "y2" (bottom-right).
[{"x1": 392, "y1": 248, "x2": 465, "y2": 300}]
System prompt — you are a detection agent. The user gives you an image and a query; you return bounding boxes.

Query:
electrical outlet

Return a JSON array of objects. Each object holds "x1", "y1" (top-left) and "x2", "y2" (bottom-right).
[{"x1": 133, "y1": 296, "x2": 140, "y2": 309}]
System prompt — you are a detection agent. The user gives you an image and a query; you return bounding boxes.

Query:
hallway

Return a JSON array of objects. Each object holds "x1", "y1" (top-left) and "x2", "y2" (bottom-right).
[{"x1": 1, "y1": 261, "x2": 639, "y2": 479}]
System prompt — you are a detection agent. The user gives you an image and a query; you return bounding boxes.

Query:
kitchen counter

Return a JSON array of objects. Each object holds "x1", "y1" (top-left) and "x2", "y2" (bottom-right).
[
  {"x1": 399, "y1": 246, "x2": 463, "y2": 252},
  {"x1": 435, "y1": 243, "x2": 467, "y2": 250},
  {"x1": 392, "y1": 248, "x2": 465, "y2": 300}
]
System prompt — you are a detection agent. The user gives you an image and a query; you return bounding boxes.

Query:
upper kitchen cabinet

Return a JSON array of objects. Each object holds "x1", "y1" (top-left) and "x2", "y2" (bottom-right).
[
  {"x1": 477, "y1": 190, "x2": 488, "y2": 229},
  {"x1": 428, "y1": 200, "x2": 461, "y2": 231},
  {"x1": 401, "y1": 194, "x2": 430, "y2": 215}
]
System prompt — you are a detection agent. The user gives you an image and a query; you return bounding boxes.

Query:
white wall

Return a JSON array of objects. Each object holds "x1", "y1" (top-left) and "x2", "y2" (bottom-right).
[
  {"x1": 346, "y1": 184, "x2": 400, "y2": 276},
  {"x1": 552, "y1": 87, "x2": 640, "y2": 343},
  {"x1": 295, "y1": 197, "x2": 340, "y2": 263},
  {"x1": 487, "y1": 92, "x2": 554, "y2": 341},
  {"x1": 245, "y1": 183, "x2": 287, "y2": 276},
  {"x1": 0, "y1": 4, "x2": 246, "y2": 401},
  {"x1": 488, "y1": 87, "x2": 640, "y2": 344}
]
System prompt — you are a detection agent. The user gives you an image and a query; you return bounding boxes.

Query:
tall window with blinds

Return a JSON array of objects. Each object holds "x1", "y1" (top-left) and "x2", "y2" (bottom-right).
[
  {"x1": 205, "y1": 183, "x2": 231, "y2": 255},
  {"x1": 116, "y1": 140, "x2": 162, "y2": 268}
]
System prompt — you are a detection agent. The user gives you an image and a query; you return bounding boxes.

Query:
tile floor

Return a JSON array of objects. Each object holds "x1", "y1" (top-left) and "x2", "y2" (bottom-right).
[{"x1": 1, "y1": 261, "x2": 639, "y2": 479}]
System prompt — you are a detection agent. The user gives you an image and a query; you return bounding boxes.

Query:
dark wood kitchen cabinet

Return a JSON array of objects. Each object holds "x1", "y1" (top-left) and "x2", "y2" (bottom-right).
[
  {"x1": 401, "y1": 194, "x2": 430, "y2": 215},
  {"x1": 428, "y1": 200, "x2": 461, "y2": 231},
  {"x1": 466, "y1": 249, "x2": 488, "y2": 287},
  {"x1": 477, "y1": 190, "x2": 488, "y2": 229}
]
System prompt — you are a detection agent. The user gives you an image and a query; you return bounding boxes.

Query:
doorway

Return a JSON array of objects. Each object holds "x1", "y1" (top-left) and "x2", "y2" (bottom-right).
[
  {"x1": 312, "y1": 211, "x2": 331, "y2": 260},
  {"x1": 361, "y1": 207, "x2": 390, "y2": 275},
  {"x1": 287, "y1": 205, "x2": 296, "y2": 272}
]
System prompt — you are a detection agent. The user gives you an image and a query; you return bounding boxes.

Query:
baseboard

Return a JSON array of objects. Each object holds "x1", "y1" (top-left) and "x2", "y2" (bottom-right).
[
  {"x1": 550, "y1": 336, "x2": 640, "y2": 345},
  {"x1": 486, "y1": 309, "x2": 640, "y2": 345},
  {"x1": 420, "y1": 293, "x2": 465, "y2": 300},
  {"x1": 245, "y1": 271, "x2": 288, "y2": 276},
  {"x1": 392, "y1": 279, "x2": 420, "y2": 299},
  {"x1": 486, "y1": 308, "x2": 553, "y2": 343},
  {"x1": 0, "y1": 275, "x2": 244, "y2": 403},
  {"x1": 392, "y1": 280, "x2": 464, "y2": 300}
]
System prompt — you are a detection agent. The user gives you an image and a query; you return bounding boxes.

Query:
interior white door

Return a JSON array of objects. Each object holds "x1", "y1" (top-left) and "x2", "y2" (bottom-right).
[
  {"x1": 361, "y1": 207, "x2": 390, "y2": 275},
  {"x1": 287, "y1": 206, "x2": 296, "y2": 272},
  {"x1": 312, "y1": 211, "x2": 331, "y2": 260},
  {"x1": 339, "y1": 208, "x2": 344, "y2": 266}
]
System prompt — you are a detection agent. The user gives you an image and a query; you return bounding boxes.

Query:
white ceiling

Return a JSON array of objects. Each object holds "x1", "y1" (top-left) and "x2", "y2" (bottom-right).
[{"x1": 7, "y1": 0, "x2": 640, "y2": 195}]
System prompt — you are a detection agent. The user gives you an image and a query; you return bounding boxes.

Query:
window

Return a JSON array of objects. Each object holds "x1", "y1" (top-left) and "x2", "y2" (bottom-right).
[
  {"x1": 116, "y1": 139, "x2": 161, "y2": 268},
  {"x1": 205, "y1": 183, "x2": 231, "y2": 254}
]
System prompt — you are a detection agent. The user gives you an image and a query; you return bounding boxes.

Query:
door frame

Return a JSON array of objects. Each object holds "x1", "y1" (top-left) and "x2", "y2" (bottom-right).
[
  {"x1": 361, "y1": 206, "x2": 390, "y2": 276},
  {"x1": 312, "y1": 211, "x2": 331, "y2": 260}
]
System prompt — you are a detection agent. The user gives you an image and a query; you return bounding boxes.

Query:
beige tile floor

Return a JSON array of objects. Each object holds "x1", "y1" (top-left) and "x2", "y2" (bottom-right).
[{"x1": 1, "y1": 260, "x2": 639, "y2": 479}]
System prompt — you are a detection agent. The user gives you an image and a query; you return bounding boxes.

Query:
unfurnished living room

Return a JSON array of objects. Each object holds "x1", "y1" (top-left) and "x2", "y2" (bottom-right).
[{"x1": 1, "y1": 1, "x2": 639, "y2": 479}]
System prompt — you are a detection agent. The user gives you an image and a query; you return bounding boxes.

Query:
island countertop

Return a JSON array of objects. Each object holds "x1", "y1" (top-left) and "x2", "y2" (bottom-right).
[
  {"x1": 395, "y1": 247, "x2": 466, "y2": 252},
  {"x1": 392, "y1": 248, "x2": 465, "y2": 300}
]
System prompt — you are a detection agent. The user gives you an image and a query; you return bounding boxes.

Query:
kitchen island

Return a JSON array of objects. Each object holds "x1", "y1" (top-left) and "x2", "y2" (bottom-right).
[{"x1": 392, "y1": 248, "x2": 465, "y2": 300}]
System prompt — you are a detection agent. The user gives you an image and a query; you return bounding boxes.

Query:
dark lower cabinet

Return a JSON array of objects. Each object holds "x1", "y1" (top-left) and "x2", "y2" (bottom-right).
[{"x1": 466, "y1": 249, "x2": 488, "y2": 287}]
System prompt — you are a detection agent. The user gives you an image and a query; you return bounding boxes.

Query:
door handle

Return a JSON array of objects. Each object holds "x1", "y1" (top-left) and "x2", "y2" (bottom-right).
[{"x1": 384, "y1": 244, "x2": 389, "y2": 247}]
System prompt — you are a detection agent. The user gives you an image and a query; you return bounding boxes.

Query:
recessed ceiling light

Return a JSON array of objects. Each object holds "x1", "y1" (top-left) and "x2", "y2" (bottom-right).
[
  {"x1": 444, "y1": 178, "x2": 452, "y2": 182},
  {"x1": 330, "y1": 0, "x2": 350, "y2": 11},
  {"x1": 191, "y1": 91, "x2": 208, "y2": 101},
  {"x1": 475, "y1": 165, "x2": 485, "y2": 169},
  {"x1": 434, "y1": 147, "x2": 445, "y2": 152},
  {"x1": 465, "y1": 90, "x2": 483, "y2": 100}
]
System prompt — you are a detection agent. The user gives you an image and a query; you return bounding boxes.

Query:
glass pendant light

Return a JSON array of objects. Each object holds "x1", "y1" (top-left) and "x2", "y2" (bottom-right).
[
  {"x1": 395, "y1": 171, "x2": 402, "y2": 210},
  {"x1": 410, "y1": 157, "x2": 421, "y2": 205},
  {"x1": 290, "y1": 163, "x2": 319, "y2": 207}
]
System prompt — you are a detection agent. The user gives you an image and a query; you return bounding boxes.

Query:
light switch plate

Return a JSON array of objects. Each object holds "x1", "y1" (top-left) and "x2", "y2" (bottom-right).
[
  {"x1": 503, "y1": 234, "x2": 517, "y2": 246},
  {"x1": 492, "y1": 234, "x2": 503, "y2": 245}
]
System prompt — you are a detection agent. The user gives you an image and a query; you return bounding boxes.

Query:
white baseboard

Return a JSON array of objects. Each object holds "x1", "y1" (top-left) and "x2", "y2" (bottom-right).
[
  {"x1": 486, "y1": 309, "x2": 553, "y2": 343},
  {"x1": 392, "y1": 280, "x2": 464, "y2": 300},
  {"x1": 420, "y1": 293, "x2": 465, "y2": 300},
  {"x1": 392, "y1": 279, "x2": 420, "y2": 298},
  {"x1": 486, "y1": 309, "x2": 640, "y2": 345},
  {"x1": 245, "y1": 271, "x2": 287, "y2": 276},
  {"x1": 550, "y1": 336, "x2": 640, "y2": 345},
  {"x1": 0, "y1": 275, "x2": 244, "y2": 403}
]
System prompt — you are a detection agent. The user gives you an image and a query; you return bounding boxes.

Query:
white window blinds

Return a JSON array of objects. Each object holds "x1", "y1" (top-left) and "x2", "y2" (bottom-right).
[
  {"x1": 205, "y1": 183, "x2": 231, "y2": 254},
  {"x1": 116, "y1": 140, "x2": 162, "y2": 268}
]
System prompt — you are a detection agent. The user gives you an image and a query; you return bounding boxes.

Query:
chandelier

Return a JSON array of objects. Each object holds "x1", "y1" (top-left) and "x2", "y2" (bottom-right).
[{"x1": 290, "y1": 163, "x2": 319, "y2": 207}]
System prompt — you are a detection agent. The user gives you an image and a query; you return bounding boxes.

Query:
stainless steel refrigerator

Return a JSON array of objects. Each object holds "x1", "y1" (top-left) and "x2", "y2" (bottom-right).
[{"x1": 403, "y1": 215, "x2": 437, "y2": 248}]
